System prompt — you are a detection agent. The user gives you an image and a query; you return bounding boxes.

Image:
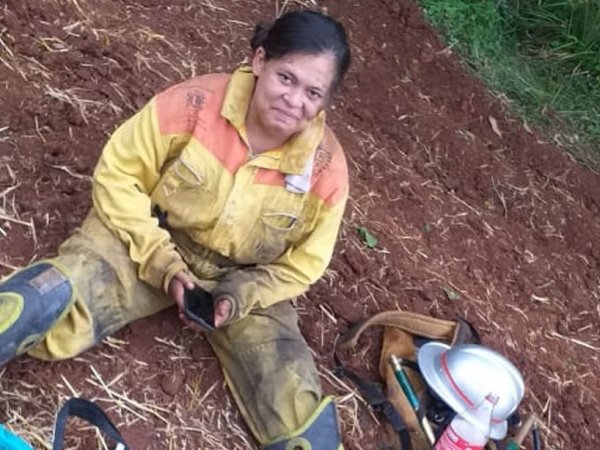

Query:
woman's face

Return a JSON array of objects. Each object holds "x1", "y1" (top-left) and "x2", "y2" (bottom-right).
[{"x1": 249, "y1": 48, "x2": 337, "y2": 138}]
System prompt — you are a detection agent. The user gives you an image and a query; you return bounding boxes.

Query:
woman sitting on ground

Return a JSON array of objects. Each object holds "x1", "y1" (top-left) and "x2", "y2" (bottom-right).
[{"x1": 0, "y1": 10, "x2": 351, "y2": 450}]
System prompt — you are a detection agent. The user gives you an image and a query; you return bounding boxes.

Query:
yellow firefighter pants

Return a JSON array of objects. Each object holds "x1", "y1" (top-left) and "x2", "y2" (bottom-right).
[{"x1": 28, "y1": 210, "x2": 321, "y2": 445}]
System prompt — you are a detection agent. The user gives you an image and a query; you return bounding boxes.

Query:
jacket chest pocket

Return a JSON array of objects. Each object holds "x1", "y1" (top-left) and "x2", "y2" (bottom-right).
[
  {"x1": 248, "y1": 193, "x2": 313, "y2": 263},
  {"x1": 151, "y1": 148, "x2": 217, "y2": 228},
  {"x1": 159, "y1": 158, "x2": 204, "y2": 195}
]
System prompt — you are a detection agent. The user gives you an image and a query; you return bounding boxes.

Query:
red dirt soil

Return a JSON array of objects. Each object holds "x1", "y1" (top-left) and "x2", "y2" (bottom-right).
[{"x1": 1, "y1": 0, "x2": 598, "y2": 449}]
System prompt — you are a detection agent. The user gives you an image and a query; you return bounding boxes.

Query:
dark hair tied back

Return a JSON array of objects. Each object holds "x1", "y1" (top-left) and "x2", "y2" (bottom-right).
[
  {"x1": 250, "y1": 22, "x2": 272, "y2": 51},
  {"x1": 250, "y1": 10, "x2": 351, "y2": 91}
]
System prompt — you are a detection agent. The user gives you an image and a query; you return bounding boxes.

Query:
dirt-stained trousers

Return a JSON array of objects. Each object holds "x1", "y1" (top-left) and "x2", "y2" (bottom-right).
[{"x1": 28, "y1": 210, "x2": 327, "y2": 447}]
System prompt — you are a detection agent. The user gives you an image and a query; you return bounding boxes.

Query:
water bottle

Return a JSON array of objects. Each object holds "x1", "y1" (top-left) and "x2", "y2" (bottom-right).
[
  {"x1": 434, "y1": 393, "x2": 498, "y2": 450},
  {"x1": 0, "y1": 424, "x2": 33, "y2": 450}
]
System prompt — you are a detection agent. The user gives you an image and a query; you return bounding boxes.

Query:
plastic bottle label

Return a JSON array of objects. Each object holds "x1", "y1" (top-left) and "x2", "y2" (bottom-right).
[{"x1": 435, "y1": 425, "x2": 484, "y2": 450}]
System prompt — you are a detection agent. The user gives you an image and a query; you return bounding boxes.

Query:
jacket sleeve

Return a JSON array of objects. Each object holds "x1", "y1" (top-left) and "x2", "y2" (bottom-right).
[
  {"x1": 212, "y1": 184, "x2": 348, "y2": 321},
  {"x1": 92, "y1": 98, "x2": 188, "y2": 292}
]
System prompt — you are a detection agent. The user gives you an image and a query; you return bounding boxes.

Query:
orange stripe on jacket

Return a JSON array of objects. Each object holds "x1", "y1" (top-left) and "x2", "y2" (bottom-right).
[
  {"x1": 254, "y1": 169, "x2": 286, "y2": 187},
  {"x1": 310, "y1": 128, "x2": 348, "y2": 207},
  {"x1": 155, "y1": 74, "x2": 248, "y2": 174},
  {"x1": 156, "y1": 74, "x2": 348, "y2": 207}
]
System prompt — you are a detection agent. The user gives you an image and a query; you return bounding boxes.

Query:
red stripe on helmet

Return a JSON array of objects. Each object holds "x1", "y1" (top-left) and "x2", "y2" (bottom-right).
[{"x1": 440, "y1": 352, "x2": 475, "y2": 408}]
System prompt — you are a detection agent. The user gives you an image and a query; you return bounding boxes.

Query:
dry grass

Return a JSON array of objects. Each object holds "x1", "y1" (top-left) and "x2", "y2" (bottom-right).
[
  {"x1": 0, "y1": 163, "x2": 35, "y2": 270},
  {"x1": 0, "y1": 368, "x2": 61, "y2": 449}
]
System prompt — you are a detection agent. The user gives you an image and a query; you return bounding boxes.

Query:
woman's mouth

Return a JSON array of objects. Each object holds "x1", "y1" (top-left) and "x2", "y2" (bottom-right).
[{"x1": 272, "y1": 107, "x2": 300, "y2": 123}]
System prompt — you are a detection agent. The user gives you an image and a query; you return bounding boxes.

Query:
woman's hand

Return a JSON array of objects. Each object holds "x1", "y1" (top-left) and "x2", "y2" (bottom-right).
[
  {"x1": 168, "y1": 270, "x2": 195, "y2": 311},
  {"x1": 213, "y1": 298, "x2": 232, "y2": 327},
  {"x1": 168, "y1": 270, "x2": 232, "y2": 329},
  {"x1": 168, "y1": 271, "x2": 201, "y2": 330}
]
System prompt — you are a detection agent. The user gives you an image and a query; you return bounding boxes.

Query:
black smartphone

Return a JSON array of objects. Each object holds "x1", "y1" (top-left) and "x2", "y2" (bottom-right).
[{"x1": 183, "y1": 285, "x2": 215, "y2": 332}]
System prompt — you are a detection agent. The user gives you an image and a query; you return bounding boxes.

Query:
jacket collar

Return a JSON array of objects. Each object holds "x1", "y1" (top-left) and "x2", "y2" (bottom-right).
[{"x1": 221, "y1": 67, "x2": 325, "y2": 175}]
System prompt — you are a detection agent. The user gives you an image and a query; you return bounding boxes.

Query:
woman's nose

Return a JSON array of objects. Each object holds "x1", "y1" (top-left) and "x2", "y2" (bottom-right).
[{"x1": 283, "y1": 89, "x2": 303, "y2": 108}]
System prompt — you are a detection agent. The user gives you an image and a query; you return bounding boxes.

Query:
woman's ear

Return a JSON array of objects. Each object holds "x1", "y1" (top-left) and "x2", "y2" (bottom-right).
[{"x1": 251, "y1": 47, "x2": 267, "y2": 77}]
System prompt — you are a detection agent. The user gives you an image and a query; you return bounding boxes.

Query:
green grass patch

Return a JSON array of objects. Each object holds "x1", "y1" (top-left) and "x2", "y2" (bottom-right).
[{"x1": 419, "y1": 0, "x2": 600, "y2": 159}]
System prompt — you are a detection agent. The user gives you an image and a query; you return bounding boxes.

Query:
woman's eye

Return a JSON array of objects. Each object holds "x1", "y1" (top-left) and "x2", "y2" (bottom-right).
[
  {"x1": 308, "y1": 90, "x2": 323, "y2": 100},
  {"x1": 278, "y1": 73, "x2": 292, "y2": 84}
]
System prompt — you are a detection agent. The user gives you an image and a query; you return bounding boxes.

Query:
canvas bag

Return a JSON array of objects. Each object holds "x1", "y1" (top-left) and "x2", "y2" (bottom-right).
[{"x1": 334, "y1": 310, "x2": 481, "y2": 450}]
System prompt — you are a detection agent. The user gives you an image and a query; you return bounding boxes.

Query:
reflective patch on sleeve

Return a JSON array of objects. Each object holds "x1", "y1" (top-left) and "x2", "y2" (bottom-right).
[{"x1": 28, "y1": 266, "x2": 68, "y2": 295}]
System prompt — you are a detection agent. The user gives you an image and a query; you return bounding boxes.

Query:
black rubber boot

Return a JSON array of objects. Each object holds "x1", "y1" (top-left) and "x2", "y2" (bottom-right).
[{"x1": 0, "y1": 262, "x2": 73, "y2": 366}]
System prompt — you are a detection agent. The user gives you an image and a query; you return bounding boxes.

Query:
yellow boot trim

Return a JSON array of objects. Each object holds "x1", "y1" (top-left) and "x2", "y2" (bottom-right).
[
  {"x1": 0, "y1": 293, "x2": 24, "y2": 334},
  {"x1": 264, "y1": 396, "x2": 341, "y2": 450}
]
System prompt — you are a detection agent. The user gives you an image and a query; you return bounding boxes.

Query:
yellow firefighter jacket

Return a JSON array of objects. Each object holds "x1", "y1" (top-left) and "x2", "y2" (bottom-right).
[{"x1": 92, "y1": 67, "x2": 349, "y2": 320}]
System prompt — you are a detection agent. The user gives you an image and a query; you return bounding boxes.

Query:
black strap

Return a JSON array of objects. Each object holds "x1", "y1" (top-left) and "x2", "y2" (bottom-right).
[
  {"x1": 334, "y1": 352, "x2": 412, "y2": 450},
  {"x1": 152, "y1": 204, "x2": 169, "y2": 229},
  {"x1": 52, "y1": 398, "x2": 130, "y2": 450},
  {"x1": 399, "y1": 358, "x2": 420, "y2": 372}
]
